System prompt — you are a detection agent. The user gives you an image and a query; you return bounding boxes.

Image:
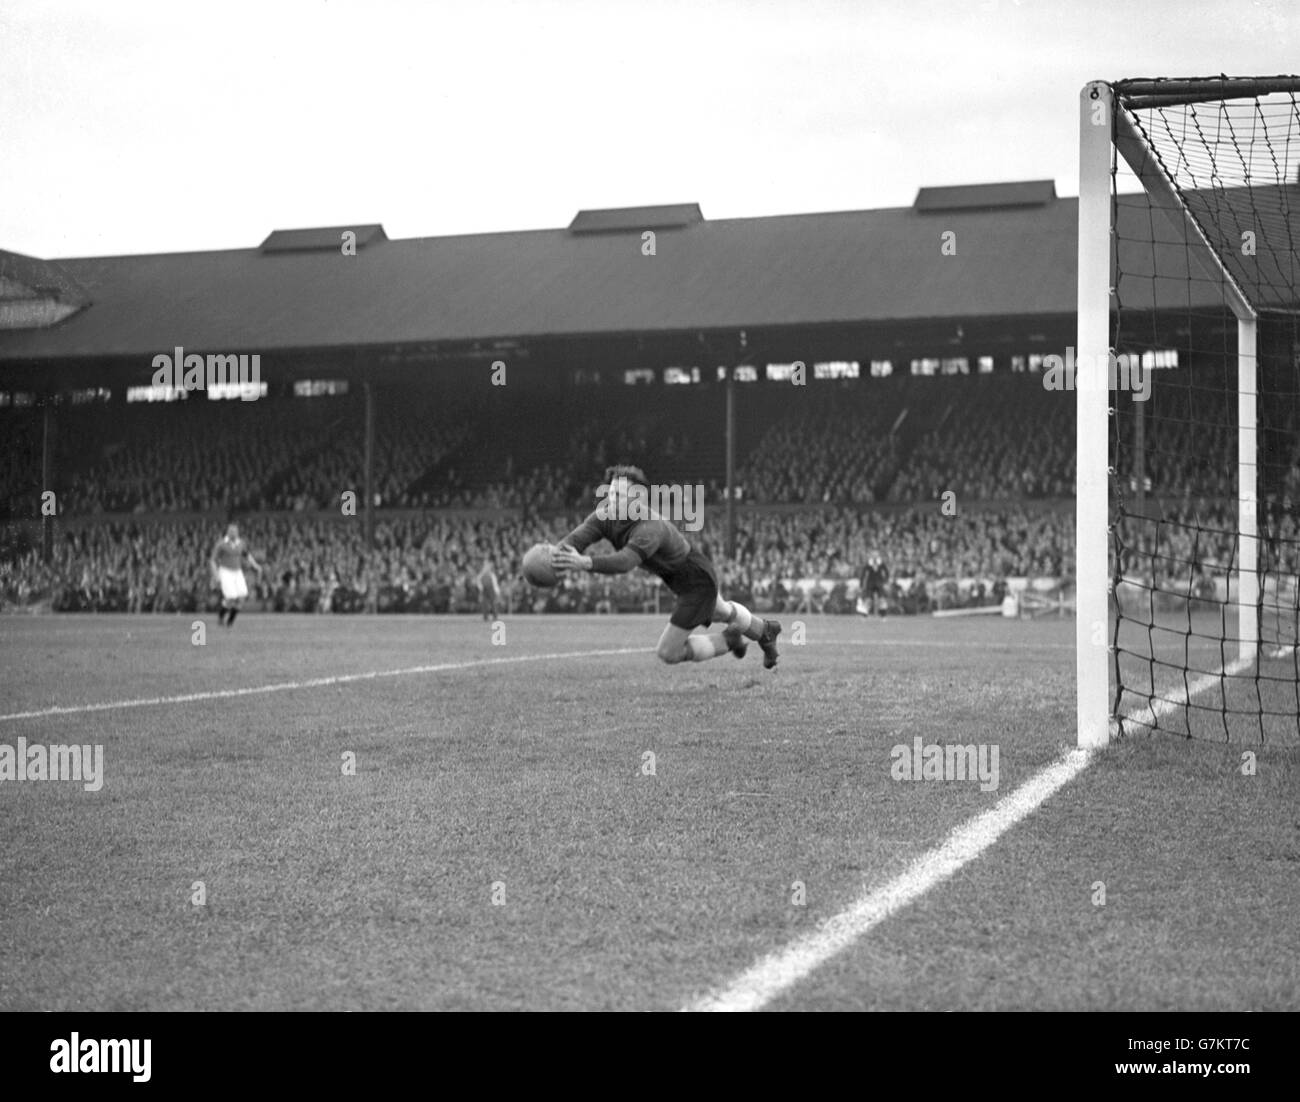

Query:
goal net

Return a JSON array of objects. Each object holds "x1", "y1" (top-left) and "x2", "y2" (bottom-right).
[{"x1": 1077, "y1": 76, "x2": 1300, "y2": 746}]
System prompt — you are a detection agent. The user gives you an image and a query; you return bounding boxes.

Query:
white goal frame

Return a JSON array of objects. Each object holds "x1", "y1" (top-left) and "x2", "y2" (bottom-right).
[{"x1": 1073, "y1": 78, "x2": 1298, "y2": 748}]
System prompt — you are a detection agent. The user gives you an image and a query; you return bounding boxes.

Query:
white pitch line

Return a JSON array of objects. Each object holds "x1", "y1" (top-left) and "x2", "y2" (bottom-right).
[
  {"x1": 684, "y1": 748, "x2": 1094, "y2": 1012},
  {"x1": 686, "y1": 652, "x2": 1257, "y2": 1012},
  {"x1": 1116, "y1": 655, "x2": 1255, "y2": 731},
  {"x1": 0, "y1": 646, "x2": 649, "y2": 723},
  {"x1": 837, "y1": 639, "x2": 1074, "y2": 650}
]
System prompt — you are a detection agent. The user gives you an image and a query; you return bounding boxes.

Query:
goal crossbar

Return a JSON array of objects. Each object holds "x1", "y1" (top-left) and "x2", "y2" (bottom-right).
[{"x1": 1114, "y1": 76, "x2": 1300, "y2": 110}]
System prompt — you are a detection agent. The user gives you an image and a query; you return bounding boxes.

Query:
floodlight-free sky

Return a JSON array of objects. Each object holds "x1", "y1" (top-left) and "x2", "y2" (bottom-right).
[{"x1": 2, "y1": 0, "x2": 1296, "y2": 258}]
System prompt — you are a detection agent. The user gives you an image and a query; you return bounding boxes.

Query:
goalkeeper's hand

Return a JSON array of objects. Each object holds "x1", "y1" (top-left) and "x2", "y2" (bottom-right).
[{"x1": 551, "y1": 543, "x2": 592, "y2": 573}]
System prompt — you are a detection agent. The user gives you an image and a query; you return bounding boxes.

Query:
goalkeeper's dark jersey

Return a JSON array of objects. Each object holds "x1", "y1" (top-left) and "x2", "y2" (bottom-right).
[{"x1": 564, "y1": 511, "x2": 694, "y2": 586}]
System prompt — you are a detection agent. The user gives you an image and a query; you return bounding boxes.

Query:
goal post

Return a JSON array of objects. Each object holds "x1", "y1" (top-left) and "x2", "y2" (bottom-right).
[
  {"x1": 1076, "y1": 81, "x2": 1112, "y2": 749},
  {"x1": 1076, "y1": 75, "x2": 1300, "y2": 748}
]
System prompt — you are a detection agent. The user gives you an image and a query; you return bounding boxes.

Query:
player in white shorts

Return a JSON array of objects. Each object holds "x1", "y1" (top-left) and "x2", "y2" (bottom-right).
[{"x1": 209, "y1": 522, "x2": 263, "y2": 627}]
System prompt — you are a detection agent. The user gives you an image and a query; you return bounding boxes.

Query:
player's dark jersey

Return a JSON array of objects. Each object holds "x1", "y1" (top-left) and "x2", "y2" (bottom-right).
[
  {"x1": 564, "y1": 511, "x2": 695, "y2": 587},
  {"x1": 212, "y1": 537, "x2": 247, "y2": 571}
]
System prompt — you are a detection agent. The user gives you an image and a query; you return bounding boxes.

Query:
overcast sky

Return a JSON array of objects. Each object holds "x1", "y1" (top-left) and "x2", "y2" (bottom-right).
[{"x1": 2, "y1": 0, "x2": 1297, "y2": 259}]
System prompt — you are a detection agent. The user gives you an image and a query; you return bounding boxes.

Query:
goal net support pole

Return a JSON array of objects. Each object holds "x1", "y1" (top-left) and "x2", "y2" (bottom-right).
[{"x1": 1237, "y1": 316, "x2": 1259, "y2": 664}]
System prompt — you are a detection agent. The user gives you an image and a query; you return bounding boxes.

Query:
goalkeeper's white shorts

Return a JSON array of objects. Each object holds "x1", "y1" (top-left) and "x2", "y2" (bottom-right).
[{"x1": 218, "y1": 567, "x2": 248, "y2": 601}]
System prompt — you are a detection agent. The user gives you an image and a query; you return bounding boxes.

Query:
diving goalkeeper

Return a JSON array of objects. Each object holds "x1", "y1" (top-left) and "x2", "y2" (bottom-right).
[{"x1": 550, "y1": 465, "x2": 781, "y2": 668}]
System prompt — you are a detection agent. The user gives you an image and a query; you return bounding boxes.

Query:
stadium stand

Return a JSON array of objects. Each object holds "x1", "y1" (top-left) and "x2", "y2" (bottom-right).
[
  {"x1": 1, "y1": 364, "x2": 1251, "y2": 615},
  {"x1": 0, "y1": 348, "x2": 1254, "y2": 622}
]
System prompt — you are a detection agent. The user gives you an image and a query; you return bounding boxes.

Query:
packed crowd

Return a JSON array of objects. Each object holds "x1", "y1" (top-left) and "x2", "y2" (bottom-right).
[
  {"x1": 10, "y1": 497, "x2": 1298, "y2": 616},
  {"x1": 735, "y1": 411, "x2": 899, "y2": 504},
  {"x1": 1116, "y1": 498, "x2": 1300, "y2": 594},
  {"x1": 889, "y1": 390, "x2": 1075, "y2": 502},
  {"x1": 5, "y1": 367, "x2": 1294, "y2": 616},
  {"x1": 4, "y1": 371, "x2": 1274, "y2": 520},
  {"x1": 0, "y1": 392, "x2": 480, "y2": 517},
  {"x1": 0, "y1": 503, "x2": 1080, "y2": 614}
]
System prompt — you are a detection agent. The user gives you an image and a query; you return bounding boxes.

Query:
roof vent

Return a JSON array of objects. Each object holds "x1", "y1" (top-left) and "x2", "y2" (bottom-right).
[
  {"x1": 568, "y1": 204, "x2": 703, "y2": 234},
  {"x1": 914, "y1": 181, "x2": 1056, "y2": 212},
  {"x1": 260, "y1": 225, "x2": 387, "y2": 252}
]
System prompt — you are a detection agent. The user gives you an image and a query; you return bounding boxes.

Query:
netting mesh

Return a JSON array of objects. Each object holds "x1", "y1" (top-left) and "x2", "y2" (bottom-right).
[{"x1": 1110, "y1": 78, "x2": 1300, "y2": 742}]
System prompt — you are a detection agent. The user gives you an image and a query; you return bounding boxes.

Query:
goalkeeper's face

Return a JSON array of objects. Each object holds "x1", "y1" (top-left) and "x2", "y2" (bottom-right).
[
  {"x1": 602, "y1": 476, "x2": 652, "y2": 520},
  {"x1": 605, "y1": 477, "x2": 633, "y2": 514}
]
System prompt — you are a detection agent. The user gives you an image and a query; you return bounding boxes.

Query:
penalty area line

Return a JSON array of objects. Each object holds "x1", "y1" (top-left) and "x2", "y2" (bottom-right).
[
  {"x1": 0, "y1": 646, "x2": 650, "y2": 724},
  {"x1": 686, "y1": 654, "x2": 1246, "y2": 1012}
]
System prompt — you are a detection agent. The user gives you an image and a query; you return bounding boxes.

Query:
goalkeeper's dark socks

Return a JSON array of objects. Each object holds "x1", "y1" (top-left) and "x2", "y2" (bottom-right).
[
  {"x1": 227, "y1": 608, "x2": 238, "y2": 627},
  {"x1": 730, "y1": 602, "x2": 766, "y2": 641},
  {"x1": 218, "y1": 607, "x2": 228, "y2": 625}
]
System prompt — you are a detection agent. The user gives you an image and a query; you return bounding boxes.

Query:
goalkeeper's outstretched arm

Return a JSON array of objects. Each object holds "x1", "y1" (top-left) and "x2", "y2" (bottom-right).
[
  {"x1": 560, "y1": 514, "x2": 602, "y2": 553},
  {"x1": 553, "y1": 544, "x2": 641, "y2": 575}
]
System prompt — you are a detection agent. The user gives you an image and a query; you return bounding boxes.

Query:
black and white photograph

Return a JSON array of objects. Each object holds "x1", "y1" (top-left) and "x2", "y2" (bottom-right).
[{"x1": 1, "y1": 0, "x2": 1297, "y2": 1060}]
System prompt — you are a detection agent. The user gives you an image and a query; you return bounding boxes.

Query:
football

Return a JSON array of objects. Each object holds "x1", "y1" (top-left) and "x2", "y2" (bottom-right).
[{"x1": 522, "y1": 542, "x2": 559, "y2": 587}]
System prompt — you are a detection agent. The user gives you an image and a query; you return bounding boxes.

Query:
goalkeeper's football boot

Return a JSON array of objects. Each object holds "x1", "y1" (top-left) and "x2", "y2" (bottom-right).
[
  {"x1": 723, "y1": 624, "x2": 748, "y2": 659},
  {"x1": 758, "y1": 619, "x2": 782, "y2": 669}
]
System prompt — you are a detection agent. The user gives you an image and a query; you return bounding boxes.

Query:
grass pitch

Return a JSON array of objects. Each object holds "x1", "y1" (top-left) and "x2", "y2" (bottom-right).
[{"x1": 0, "y1": 613, "x2": 1296, "y2": 1011}]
